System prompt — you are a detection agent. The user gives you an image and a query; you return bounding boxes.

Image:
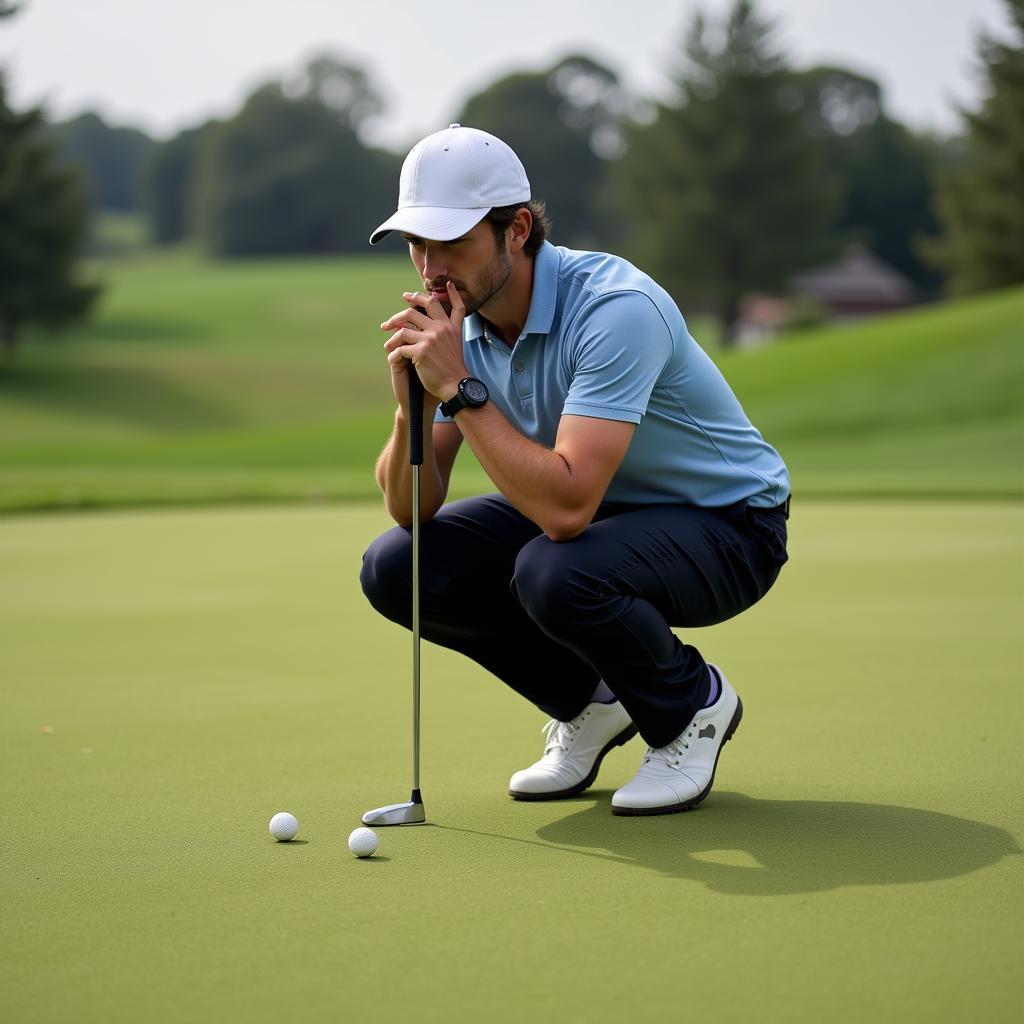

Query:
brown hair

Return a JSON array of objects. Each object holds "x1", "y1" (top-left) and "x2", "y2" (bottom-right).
[{"x1": 484, "y1": 200, "x2": 550, "y2": 258}]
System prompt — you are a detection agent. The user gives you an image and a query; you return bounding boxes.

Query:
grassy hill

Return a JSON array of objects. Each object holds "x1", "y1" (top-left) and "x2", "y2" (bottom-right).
[
  {"x1": 722, "y1": 286, "x2": 1023, "y2": 498},
  {"x1": 0, "y1": 250, "x2": 1020, "y2": 511}
]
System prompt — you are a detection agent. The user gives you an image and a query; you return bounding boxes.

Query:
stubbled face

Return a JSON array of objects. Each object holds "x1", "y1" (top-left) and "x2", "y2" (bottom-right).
[{"x1": 402, "y1": 220, "x2": 512, "y2": 316}]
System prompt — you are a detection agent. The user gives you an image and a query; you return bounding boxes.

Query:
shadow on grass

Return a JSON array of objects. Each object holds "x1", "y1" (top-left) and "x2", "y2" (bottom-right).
[
  {"x1": 441, "y1": 793, "x2": 1021, "y2": 895},
  {"x1": 70, "y1": 317, "x2": 205, "y2": 344},
  {"x1": 0, "y1": 363, "x2": 240, "y2": 431}
]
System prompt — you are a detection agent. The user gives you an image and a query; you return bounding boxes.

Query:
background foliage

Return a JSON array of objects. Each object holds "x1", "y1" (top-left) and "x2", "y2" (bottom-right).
[{"x1": 6, "y1": 1, "x2": 1017, "y2": 339}]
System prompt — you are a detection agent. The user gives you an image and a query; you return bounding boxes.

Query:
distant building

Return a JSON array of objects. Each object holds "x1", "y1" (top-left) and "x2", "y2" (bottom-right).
[
  {"x1": 735, "y1": 295, "x2": 791, "y2": 346},
  {"x1": 792, "y1": 244, "x2": 916, "y2": 318},
  {"x1": 735, "y1": 245, "x2": 918, "y2": 345}
]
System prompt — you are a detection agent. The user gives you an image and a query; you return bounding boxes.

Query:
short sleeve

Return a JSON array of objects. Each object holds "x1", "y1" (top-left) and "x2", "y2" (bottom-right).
[{"x1": 562, "y1": 291, "x2": 674, "y2": 424}]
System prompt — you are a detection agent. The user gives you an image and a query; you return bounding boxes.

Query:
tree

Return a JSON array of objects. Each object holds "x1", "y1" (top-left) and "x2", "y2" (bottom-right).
[
  {"x1": 926, "y1": 0, "x2": 1024, "y2": 293},
  {"x1": 144, "y1": 122, "x2": 216, "y2": 245},
  {"x1": 456, "y1": 55, "x2": 637, "y2": 248},
  {"x1": 283, "y1": 53, "x2": 383, "y2": 131},
  {"x1": 49, "y1": 111, "x2": 154, "y2": 211},
  {"x1": 786, "y1": 66, "x2": 944, "y2": 296},
  {"x1": 192, "y1": 55, "x2": 398, "y2": 256},
  {"x1": 615, "y1": 0, "x2": 840, "y2": 344},
  {"x1": 0, "y1": 75, "x2": 100, "y2": 354}
]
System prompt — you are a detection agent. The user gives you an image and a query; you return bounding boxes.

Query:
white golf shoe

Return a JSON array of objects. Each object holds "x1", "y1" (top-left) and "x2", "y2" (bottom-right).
[
  {"x1": 611, "y1": 665, "x2": 742, "y2": 816},
  {"x1": 509, "y1": 700, "x2": 638, "y2": 801}
]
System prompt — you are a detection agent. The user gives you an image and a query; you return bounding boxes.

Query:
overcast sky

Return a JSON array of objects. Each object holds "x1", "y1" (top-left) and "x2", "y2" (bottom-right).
[{"x1": 0, "y1": 0, "x2": 1015, "y2": 150}]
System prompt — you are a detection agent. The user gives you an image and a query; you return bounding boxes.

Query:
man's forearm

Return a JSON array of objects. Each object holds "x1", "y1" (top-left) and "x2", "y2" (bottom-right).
[
  {"x1": 453, "y1": 404, "x2": 588, "y2": 540},
  {"x1": 376, "y1": 407, "x2": 447, "y2": 525}
]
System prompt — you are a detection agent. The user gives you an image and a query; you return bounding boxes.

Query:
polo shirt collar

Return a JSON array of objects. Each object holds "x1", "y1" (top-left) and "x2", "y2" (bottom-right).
[
  {"x1": 463, "y1": 241, "x2": 559, "y2": 343},
  {"x1": 522, "y1": 240, "x2": 559, "y2": 337}
]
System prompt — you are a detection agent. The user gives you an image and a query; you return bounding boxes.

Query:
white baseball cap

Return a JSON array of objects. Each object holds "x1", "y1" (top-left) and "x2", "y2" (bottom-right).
[{"x1": 369, "y1": 124, "x2": 531, "y2": 245}]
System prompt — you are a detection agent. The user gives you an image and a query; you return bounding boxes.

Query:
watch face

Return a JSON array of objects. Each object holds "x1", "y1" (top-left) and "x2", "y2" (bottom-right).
[{"x1": 463, "y1": 379, "x2": 489, "y2": 404}]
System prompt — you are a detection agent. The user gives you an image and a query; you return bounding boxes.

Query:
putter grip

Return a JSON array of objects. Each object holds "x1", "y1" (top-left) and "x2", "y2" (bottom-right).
[{"x1": 407, "y1": 364, "x2": 424, "y2": 466}]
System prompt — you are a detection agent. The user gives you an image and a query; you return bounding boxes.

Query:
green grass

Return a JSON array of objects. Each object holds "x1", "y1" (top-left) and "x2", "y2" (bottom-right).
[
  {"x1": 0, "y1": 250, "x2": 1021, "y2": 510},
  {"x1": 88, "y1": 211, "x2": 151, "y2": 257},
  {"x1": 721, "y1": 287, "x2": 1024, "y2": 498},
  {"x1": 0, "y1": 251, "x2": 417, "y2": 509},
  {"x1": 1, "y1": 501, "x2": 1021, "y2": 1022}
]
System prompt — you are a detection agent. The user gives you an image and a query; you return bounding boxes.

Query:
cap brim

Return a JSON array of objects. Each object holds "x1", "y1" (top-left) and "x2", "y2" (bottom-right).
[{"x1": 369, "y1": 206, "x2": 491, "y2": 245}]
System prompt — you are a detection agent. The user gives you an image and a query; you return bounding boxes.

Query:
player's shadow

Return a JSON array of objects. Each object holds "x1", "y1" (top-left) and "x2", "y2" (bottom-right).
[{"x1": 535, "y1": 792, "x2": 1021, "y2": 894}]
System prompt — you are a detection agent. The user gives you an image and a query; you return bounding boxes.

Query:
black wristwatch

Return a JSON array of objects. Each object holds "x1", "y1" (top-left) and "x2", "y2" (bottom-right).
[{"x1": 440, "y1": 377, "x2": 489, "y2": 418}]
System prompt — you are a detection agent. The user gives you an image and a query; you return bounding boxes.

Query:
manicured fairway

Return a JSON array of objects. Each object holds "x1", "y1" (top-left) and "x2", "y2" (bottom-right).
[{"x1": 1, "y1": 502, "x2": 1021, "y2": 1023}]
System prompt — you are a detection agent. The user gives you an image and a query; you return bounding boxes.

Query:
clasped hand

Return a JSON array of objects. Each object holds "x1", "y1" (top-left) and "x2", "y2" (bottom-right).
[{"x1": 380, "y1": 281, "x2": 469, "y2": 409}]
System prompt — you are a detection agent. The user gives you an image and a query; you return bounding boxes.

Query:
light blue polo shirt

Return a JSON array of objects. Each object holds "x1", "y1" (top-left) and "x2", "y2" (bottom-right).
[{"x1": 439, "y1": 241, "x2": 790, "y2": 508}]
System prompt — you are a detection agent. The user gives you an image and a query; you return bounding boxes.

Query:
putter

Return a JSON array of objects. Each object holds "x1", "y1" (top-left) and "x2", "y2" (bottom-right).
[{"x1": 362, "y1": 365, "x2": 427, "y2": 826}]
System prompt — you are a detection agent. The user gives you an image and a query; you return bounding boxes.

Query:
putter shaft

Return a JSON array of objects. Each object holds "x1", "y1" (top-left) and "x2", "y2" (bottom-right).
[
  {"x1": 412, "y1": 462, "x2": 421, "y2": 794},
  {"x1": 361, "y1": 367, "x2": 426, "y2": 826}
]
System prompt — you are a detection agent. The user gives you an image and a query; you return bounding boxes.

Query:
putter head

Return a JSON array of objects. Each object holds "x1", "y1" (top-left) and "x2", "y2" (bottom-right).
[{"x1": 361, "y1": 790, "x2": 426, "y2": 826}]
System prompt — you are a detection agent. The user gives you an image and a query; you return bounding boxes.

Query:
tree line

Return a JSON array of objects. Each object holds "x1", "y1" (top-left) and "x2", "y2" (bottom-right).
[{"x1": 2, "y1": 0, "x2": 1022, "y2": 351}]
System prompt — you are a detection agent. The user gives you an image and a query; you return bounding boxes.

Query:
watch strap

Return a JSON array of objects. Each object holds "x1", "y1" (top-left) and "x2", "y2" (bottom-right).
[{"x1": 439, "y1": 390, "x2": 471, "y2": 418}]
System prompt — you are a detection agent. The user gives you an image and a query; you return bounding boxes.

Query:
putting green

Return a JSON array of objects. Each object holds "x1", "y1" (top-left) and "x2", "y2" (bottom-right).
[{"x1": 1, "y1": 502, "x2": 1021, "y2": 1023}]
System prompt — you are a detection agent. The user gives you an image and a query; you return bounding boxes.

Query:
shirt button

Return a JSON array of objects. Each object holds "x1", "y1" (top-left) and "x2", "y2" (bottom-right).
[{"x1": 515, "y1": 361, "x2": 525, "y2": 373}]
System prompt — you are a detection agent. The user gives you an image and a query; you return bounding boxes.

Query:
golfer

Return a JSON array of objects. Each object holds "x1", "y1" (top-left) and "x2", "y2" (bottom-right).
[{"x1": 360, "y1": 124, "x2": 790, "y2": 816}]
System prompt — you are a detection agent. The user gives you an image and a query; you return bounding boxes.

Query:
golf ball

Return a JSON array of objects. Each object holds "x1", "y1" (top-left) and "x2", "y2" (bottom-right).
[
  {"x1": 348, "y1": 827, "x2": 379, "y2": 858},
  {"x1": 269, "y1": 811, "x2": 299, "y2": 842}
]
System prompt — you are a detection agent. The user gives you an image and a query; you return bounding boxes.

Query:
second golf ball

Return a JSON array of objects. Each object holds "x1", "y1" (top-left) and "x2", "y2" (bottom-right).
[
  {"x1": 269, "y1": 812, "x2": 299, "y2": 841},
  {"x1": 348, "y1": 827, "x2": 379, "y2": 858}
]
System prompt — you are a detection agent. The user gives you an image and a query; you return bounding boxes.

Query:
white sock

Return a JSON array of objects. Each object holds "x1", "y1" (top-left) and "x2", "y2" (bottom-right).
[{"x1": 590, "y1": 680, "x2": 617, "y2": 704}]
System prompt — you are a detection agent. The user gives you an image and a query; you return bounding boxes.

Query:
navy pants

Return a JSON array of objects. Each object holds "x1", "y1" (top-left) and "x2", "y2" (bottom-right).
[{"x1": 360, "y1": 494, "x2": 789, "y2": 749}]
